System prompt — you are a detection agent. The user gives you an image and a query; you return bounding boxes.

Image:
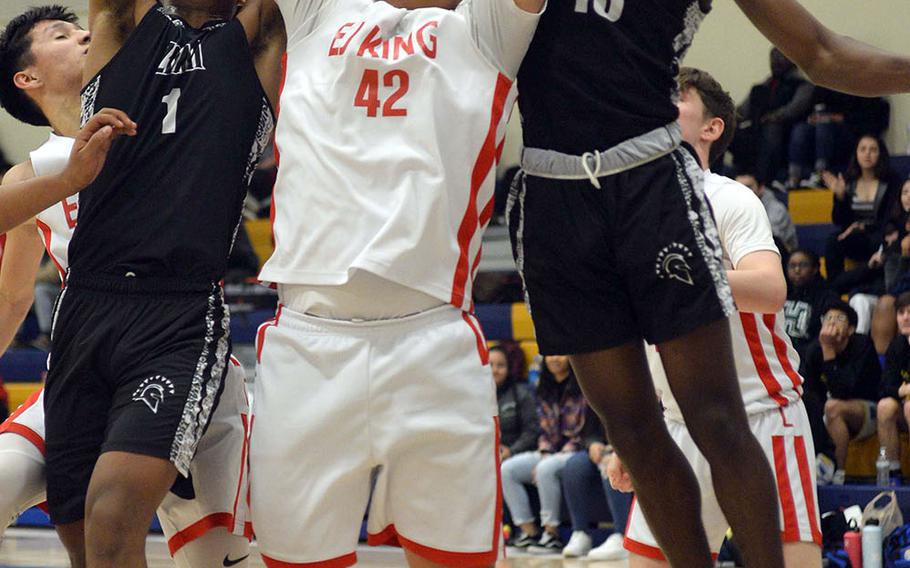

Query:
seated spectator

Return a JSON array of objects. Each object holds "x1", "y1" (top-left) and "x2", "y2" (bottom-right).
[
  {"x1": 731, "y1": 48, "x2": 813, "y2": 185},
  {"x1": 783, "y1": 249, "x2": 839, "y2": 362},
  {"x1": 560, "y1": 418, "x2": 632, "y2": 561},
  {"x1": 501, "y1": 355, "x2": 588, "y2": 553},
  {"x1": 824, "y1": 135, "x2": 899, "y2": 286},
  {"x1": 736, "y1": 171, "x2": 798, "y2": 253},
  {"x1": 799, "y1": 300, "x2": 882, "y2": 484},
  {"x1": 787, "y1": 88, "x2": 890, "y2": 188},
  {"x1": 875, "y1": 291, "x2": 910, "y2": 484},
  {"x1": 30, "y1": 257, "x2": 60, "y2": 350},
  {"x1": 491, "y1": 344, "x2": 539, "y2": 460}
]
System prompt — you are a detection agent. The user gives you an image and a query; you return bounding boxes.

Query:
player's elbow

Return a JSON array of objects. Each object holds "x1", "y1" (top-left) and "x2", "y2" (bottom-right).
[{"x1": 0, "y1": 289, "x2": 34, "y2": 319}]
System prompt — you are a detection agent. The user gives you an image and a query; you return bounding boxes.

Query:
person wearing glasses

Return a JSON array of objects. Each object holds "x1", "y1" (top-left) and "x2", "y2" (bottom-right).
[{"x1": 799, "y1": 300, "x2": 881, "y2": 484}]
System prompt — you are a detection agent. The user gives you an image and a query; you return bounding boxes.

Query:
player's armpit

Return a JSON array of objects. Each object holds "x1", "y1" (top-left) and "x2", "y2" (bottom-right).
[
  {"x1": 84, "y1": 0, "x2": 157, "y2": 85},
  {"x1": 734, "y1": 0, "x2": 910, "y2": 95},
  {"x1": 239, "y1": 0, "x2": 287, "y2": 109}
]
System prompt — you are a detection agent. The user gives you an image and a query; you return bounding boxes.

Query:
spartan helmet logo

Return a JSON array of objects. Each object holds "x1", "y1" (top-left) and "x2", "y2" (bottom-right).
[
  {"x1": 655, "y1": 243, "x2": 695, "y2": 286},
  {"x1": 132, "y1": 376, "x2": 176, "y2": 414}
]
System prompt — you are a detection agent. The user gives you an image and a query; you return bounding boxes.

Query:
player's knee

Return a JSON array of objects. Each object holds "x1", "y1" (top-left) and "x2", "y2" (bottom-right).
[
  {"x1": 879, "y1": 398, "x2": 900, "y2": 424},
  {"x1": 824, "y1": 399, "x2": 844, "y2": 421}
]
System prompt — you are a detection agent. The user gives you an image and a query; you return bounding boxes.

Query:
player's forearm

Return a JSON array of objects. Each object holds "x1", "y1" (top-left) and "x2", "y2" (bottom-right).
[
  {"x1": 0, "y1": 297, "x2": 33, "y2": 358},
  {"x1": 0, "y1": 174, "x2": 78, "y2": 234},
  {"x1": 804, "y1": 35, "x2": 910, "y2": 97},
  {"x1": 735, "y1": 0, "x2": 910, "y2": 96},
  {"x1": 726, "y1": 269, "x2": 786, "y2": 314}
]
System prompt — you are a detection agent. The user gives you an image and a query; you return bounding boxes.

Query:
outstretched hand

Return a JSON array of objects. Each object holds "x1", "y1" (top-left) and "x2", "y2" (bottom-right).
[{"x1": 62, "y1": 108, "x2": 137, "y2": 192}]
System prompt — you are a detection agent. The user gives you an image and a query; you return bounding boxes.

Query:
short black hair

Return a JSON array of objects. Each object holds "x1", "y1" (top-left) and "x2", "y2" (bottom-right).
[
  {"x1": 0, "y1": 5, "x2": 78, "y2": 126},
  {"x1": 824, "y1": 299, "x2": 858, "y2": 329},
  {"x1": 896, "y1": 292, "x2": 910, "y2": 312},
  {"x1": 678, "y1": 67, "x2": 737, "y2": 167}
]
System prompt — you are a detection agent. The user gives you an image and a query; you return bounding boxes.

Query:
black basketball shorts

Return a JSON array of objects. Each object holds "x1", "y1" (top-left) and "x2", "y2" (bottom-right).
[
  {"x1": 44, "y1": 275, "x2": 230, "y2": 525},
  {"x1": 507, "y1": 145, "x2": 734, "y2": 355}
]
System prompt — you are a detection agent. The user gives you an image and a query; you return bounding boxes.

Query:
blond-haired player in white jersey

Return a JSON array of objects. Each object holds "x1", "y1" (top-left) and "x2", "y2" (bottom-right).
[
  {"x1": 0, "y1": 7, "x2": 253, "y2": 567},
  {"x1": 606, "y1": 67, "x2": 822, "y2": 568},
  {"x1": 250, "y1": 0, "x2": 544, "y2": 566}
]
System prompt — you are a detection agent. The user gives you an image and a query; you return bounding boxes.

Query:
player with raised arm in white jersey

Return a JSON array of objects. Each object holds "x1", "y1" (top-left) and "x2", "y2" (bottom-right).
[
  {"x1": 0, "y1": 8, "x2": 254, "y2": 567},
  {"x1": 250, "y1": 0, "x2": 544, "y2": 566},
  {"x1": 606, "y1": 68, "x2": 822, "y2": 568}
]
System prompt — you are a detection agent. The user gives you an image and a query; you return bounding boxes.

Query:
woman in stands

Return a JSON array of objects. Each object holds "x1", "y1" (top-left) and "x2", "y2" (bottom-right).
[
  {"x1": 500, "y1": 355, "x2": 589, "y2": 553},
  {"x1": 824, "y1": 135, "x2": 900, "y2": 285},
  {"x1": 491, "y1": 344, "x2": 539, "y2": 462}
]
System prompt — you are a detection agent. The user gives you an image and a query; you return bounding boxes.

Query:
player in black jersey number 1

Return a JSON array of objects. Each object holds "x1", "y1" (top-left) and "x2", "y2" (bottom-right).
[{"x1": 38, "y1": 0, "x2": 285, "y2": 565}]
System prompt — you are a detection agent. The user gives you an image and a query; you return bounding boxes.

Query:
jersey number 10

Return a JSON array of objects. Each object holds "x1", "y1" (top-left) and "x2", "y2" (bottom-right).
[{"x1": 354, "y1": 69, "x2": 410, "y2": 118}]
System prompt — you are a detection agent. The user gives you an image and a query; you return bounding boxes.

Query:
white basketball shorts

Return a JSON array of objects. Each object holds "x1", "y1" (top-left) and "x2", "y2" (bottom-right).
[
  {"x1": 250, "y1": 304, "x2": 502, "y2": 567},
  {"x1": 625, "y1": 399, "x2": 822, "y2": 560}
]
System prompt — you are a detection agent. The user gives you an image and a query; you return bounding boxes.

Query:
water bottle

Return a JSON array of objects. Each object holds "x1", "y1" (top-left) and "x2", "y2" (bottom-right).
[
  {"x1": 844, "y1": 530, "x2": 863, "y2": 568},
  {"x1": 863, "y1": 520, "x2": 883, "y2": 568},
  {"x1": 527, "y1": 354, "x2": 542, "y2": 387},
  {"x1": 877, "y1": 446, "x2": 890, "y2": 487}
]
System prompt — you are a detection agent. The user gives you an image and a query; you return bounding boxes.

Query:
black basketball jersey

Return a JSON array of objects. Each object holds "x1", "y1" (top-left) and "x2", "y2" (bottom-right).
[
  {"x1": 71, "y1": 3, "x2": 274, "y2": 284},
  {"x1": 518, "y1": 0, "x2": 711, "y2": 154}
]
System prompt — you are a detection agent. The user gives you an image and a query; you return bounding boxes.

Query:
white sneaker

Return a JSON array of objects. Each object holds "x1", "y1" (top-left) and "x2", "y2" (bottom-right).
[
  {"x1": 587, "y1": 533, "x2": 628, "y2": 561},
  {"x1": 562, "y1": 531, "x2": 592, "y2": 557},
  {"x1": 832, "y1": 469, "x2": 846, "y2": 485}
]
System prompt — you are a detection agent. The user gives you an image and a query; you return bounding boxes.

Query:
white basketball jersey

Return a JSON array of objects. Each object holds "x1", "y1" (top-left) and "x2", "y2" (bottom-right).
[
  {"x1": 29, "y1": 133, "x2": 77, "y2": 281},
  {"x1": 650, "y1": 172, "x2": 803, "y2": 421},
  {"x1": 259, "y1": 0, "x2": 541, "y2": 311}
]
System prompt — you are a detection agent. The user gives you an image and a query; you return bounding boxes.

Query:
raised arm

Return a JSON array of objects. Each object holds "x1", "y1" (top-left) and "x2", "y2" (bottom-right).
[
  {"x1": 83, "y1": 0, "x2": 157, "y2": 84},
  {"x1": 735, "y1": 0, "x2": 910, "y2": 96},
  {"x1": 0, "y1": 109, "x2": 136, "y2": 233},
  {"x1": 237, "y1": 0, "x2": 287, "y2": 111},
  {"x1": 0, "y1": 215, "x2": 45, "y2": 358}
]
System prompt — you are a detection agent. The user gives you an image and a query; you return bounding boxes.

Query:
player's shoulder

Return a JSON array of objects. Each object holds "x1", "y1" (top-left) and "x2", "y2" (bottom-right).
[
  {"x1": 1, "y1": 160, "x2": 36, "y2": 185},
  {"x1": 704, "y1": 171, "x2": 763, "y2": 214}
]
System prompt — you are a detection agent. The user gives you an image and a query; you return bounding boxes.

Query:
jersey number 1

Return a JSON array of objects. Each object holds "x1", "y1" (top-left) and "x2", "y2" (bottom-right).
[
  {"x1": 161, "y1": 88, "x2": 181, "y2": 134},
  {"x1": 354, "y1": 70, "x2": 409, "y2": 118}
]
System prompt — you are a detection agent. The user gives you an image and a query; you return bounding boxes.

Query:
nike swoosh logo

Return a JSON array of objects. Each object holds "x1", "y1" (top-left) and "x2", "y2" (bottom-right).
[{"x1": 223, "y1": 554, "x2": 250, "y2": 567}]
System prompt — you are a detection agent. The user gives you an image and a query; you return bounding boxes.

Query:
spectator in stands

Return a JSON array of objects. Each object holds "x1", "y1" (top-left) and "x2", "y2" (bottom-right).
[
  {"x1": 736, "y1": 171, "x2": 798, "y2": 253},
  {"x1": 787, "y1": 89, "x2": 890, "y2": 189},
  {"x1": 824, "y1": 135, "x2": 899, "y2": 285},
  {"x1": 560, "y1": 418, "x2": 633, "y2": 561},
  {"x1": 800, "y1": 300, "x2": 882, "y2": 484},
  {"x1": 30, "y1": 257, "x2": 60, "y2": 350},
  {"x1": 491, "y1": 344, "x2": 539, "y2": 461},
  {"x1": 731, "y1": 48, "x2": 813, "y2": 185},
  {"x1": 501, "y1": 355, "x2": 588, "y2": 553},
  {"x1": 870, "y1": 180, "x2": 910, "y2": 354},
  {"x1": 784, "y1": 249, "x2": 839, "y2": 361},
  {"x1": 875, "y1": 291, "x2": 910, "y2": 484}
]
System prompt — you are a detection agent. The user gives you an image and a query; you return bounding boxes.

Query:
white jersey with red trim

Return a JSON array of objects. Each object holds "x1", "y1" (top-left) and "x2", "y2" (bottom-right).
[
  {"x1": 259, "y1": 0, "x2": 542, "y2": 311},
  {"x1": 29, "y1": 133, "x2": 77, "y2": 281},
  {"x1": 650, "y1": 172, "x2": 803, "y2": 421}
]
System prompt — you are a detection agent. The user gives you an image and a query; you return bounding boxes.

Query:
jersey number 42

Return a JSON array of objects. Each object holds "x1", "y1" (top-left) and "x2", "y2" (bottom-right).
[{"x1": 354, "y1": 69, "x2": 410, "y2": 118}]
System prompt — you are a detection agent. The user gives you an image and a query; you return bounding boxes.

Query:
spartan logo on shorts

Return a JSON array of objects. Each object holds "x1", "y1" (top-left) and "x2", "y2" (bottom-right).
[
  {"x1": 655, "y1": 243, "x2": 695, "y2": 286},
  {"x1": 132, "y1": 376, "x2": 176, "y2": 414}
]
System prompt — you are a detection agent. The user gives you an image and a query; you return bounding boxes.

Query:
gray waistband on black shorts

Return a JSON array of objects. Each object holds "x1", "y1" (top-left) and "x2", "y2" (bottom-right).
[{"x1": 520, "y1": 123, "x2": 682, "y2": 187}]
